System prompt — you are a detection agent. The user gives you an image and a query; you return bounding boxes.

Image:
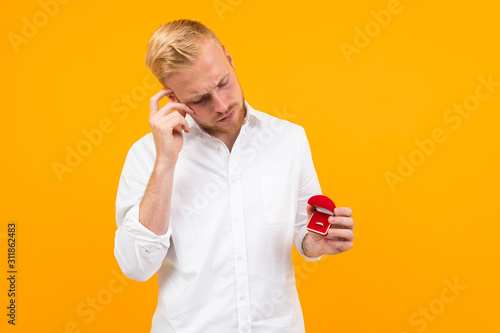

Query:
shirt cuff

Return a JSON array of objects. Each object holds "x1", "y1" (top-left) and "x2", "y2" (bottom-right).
[{"x1": 123, "y1": 204, "x2": 172, "y2": 262}]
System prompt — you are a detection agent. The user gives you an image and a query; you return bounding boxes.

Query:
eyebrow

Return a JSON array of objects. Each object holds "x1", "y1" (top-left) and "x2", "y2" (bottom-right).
[{"x1": 185, "y1": 74, "x2": 229, "y2": 103}]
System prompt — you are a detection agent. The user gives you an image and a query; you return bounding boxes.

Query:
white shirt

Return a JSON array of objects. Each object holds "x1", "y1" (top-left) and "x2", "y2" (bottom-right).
[{"x1": 114, "y1": 101, "x2": 322, "y2": 333}]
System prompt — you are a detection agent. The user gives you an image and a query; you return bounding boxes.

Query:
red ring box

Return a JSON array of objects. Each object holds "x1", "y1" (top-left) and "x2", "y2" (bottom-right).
[{"x1": 306, "y1": 195, "x2": 336, "y2": 236}]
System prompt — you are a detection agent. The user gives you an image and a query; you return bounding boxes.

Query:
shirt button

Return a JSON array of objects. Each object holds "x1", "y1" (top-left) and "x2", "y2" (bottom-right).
[
  {"x1": 240, "y1": 295, "x2": 245, "y2": 300},
  {"x1": 231, "y1": 178, "x2": 237, "y2": 183},
  {"x1": 197, "y1": 134, "x2": 202, "y2": 138},
  {"x1": 234, "y1": 216, "x2": 240, "y2": 221},
  {"x1": 238, "y1": 255, "x2": 243, "y2": 260}
]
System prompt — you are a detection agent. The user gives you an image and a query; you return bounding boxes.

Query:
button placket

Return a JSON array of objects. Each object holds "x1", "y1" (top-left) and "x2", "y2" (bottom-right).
[{"x1": 227, "y1": 143, "x2": 251, "y2": 332}]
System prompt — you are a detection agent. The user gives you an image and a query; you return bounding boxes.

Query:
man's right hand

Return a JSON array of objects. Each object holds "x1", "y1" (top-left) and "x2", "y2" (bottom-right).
[{"x1": 149, "y1": 88, "x2": 194, "y2": 167}]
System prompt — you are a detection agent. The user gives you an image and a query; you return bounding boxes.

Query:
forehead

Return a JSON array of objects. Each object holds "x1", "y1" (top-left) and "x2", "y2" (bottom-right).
[{"x1": 166, "y1": 42, "x2": 229, "y2": 98}]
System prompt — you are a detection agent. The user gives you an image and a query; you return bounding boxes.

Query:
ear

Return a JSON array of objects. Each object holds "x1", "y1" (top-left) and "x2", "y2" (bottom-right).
[
  {"x1": 222, "y1": 45, "x2": 234, "y2": 68},
  {"x1": 167, "y1": 92, "x2": 178, "y2": 103},
  {"x1": 163, "y1": 86, "x2": 179, "y2": 103}
]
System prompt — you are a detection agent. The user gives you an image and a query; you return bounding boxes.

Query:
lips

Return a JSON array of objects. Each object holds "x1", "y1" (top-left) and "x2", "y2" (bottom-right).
[{"x1": 218, "y1": 108, "x2": 235, "y2": 122}]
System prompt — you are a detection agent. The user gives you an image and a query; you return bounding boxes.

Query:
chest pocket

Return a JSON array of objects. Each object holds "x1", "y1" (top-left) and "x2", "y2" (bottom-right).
[{"x1": 261, "y1": 176, "x2": 297, "y2": 225}]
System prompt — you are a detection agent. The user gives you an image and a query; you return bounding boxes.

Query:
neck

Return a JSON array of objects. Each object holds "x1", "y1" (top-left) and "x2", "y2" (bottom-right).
[
  {"x1": 206, "y1": 127, "x2": 241, "y2": 152},
  {"x1": 204, "y1": 104, "x2": 247, "y2": 152}
]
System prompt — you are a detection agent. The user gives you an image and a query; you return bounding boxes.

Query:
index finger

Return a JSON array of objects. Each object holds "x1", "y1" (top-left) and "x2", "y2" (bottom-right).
[
  {"x1": 149, "y1": 89, "x2": 170, "y2": 118},
  {"x1": 334, "y1": 207, "x2": 353, "y2": 217}
]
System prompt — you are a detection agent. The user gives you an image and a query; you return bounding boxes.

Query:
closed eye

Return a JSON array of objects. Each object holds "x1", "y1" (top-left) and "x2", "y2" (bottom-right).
[
  {"x1": 191, "y1": 78, "x2": 228, "y2": 104},
  {"x1": 192, "y1": 96, "x2": 207, "y2": 104}
]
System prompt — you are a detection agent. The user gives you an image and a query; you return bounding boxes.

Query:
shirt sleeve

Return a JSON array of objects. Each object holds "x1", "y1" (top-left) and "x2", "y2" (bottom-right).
[
  {"x1": 294, "y1": 127, "x2": 324, "y2": 262},
  {"x1": 114, "y1": 138, "x2": 172, "y2": 282}
]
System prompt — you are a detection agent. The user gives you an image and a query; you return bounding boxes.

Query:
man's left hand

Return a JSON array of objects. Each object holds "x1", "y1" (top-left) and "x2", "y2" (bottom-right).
[{"x1": 303, "y1": 205, "x2": 355, "y2": 257}]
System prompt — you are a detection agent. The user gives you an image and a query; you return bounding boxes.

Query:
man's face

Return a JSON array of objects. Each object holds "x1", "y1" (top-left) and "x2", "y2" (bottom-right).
[{"x1": 164, "y1": 41, "x2": 246, "y2": 136}]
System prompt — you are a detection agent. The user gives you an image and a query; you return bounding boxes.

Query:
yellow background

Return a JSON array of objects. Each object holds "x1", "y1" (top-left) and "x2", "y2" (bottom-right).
[{"x1": 1, "y1": 0, "x2": 499, "y2": 332}]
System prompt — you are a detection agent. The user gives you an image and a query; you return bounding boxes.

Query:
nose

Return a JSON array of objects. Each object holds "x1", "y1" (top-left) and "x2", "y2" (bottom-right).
[{"x1": 212, "y1": 91, "x2": 229, "y2": 113}]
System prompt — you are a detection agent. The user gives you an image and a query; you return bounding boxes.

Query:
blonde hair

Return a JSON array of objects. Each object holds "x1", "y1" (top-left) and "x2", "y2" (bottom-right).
[{"x1": 145, "y1": 19, "x2": 223, "y2": 86}]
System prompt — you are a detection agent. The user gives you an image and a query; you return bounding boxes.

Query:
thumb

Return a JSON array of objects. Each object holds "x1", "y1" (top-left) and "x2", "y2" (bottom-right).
[{"x1": 306, "y1": 204, "x2": 315, "y2": 218}]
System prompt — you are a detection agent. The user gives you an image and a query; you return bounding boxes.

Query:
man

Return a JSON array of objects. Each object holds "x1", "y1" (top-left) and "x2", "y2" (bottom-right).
[{"x1": 114, "y1": 19, "x2": 354, "y2": 332}]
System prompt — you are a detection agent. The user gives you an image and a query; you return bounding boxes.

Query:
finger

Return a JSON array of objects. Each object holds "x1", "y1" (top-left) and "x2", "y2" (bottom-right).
[
  {"x1": 156, "y1": 102, "x2": 194, "y2": 119},
  {"x1": 328, "y1": 216, "x2": 354, "y2": 230},
  {"x1": 169, "y1": 114, "x2": 191, "y2": 133},
  {"x1": 327, "y1": 228, "x2": 354, "y2": 241},
  {"x1": 150, "y1": 107, "x2": 178, "y2": 128},
  {"x1": 322, "y1": 239, "x2": 354, "y2": 254},
  {"x1": 150, "y1": 89, "x2": 170, "y2": 118},
  {"x1": 334, "y1": 207, "x2": 352, "y2": 217},
  {"x1": 306, "y1": 204, "x2": 315, "y2": 217},
  {"x1": 153, "y1": 111, "x2": 191, "y2": 133}
]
